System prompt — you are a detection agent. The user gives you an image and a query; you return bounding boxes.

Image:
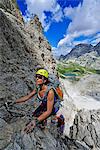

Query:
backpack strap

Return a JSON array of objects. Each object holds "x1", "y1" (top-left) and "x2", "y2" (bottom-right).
[
  {"x1": 36, "y1": 85, "x2": 54, "y2": 102},
  {"x1": 36, "y1": 85, "x2": 62, "y2": 107},
  {"x1": 43, "y1": 85, "x2": 61, "y2": 103},
  {"x1": 43, "y1": 85, "x2": 55, "y2": 101},
  {"x1": 36, "y1": 85, "x2": 62, "y2": 114}
]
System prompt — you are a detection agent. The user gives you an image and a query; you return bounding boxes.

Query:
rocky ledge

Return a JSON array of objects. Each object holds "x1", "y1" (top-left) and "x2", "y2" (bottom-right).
[{"x1": 0, "y1": 103, "x2": 97, "y2": 150}]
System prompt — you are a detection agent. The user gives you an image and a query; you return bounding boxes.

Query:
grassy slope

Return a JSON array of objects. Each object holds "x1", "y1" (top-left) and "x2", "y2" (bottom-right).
[{"x1": 57, "y1": 61, "x2": 100, "y2": 79}]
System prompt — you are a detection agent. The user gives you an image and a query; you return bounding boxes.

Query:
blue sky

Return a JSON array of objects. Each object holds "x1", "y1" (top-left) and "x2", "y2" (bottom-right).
[{"x1": 17, "y1": 0, "x2": 100, "y2": 56}]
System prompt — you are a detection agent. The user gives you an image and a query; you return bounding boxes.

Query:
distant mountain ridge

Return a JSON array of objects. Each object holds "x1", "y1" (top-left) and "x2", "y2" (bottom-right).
[
  {"x1": 59, "y1": 42, "x2": 100, "y2": 60},
  {"x1": 94, "y1": 42, "x2": 100, "y2": 55}
]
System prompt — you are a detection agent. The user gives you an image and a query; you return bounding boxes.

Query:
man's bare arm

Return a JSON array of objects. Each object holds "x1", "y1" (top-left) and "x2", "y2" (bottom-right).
[{"x1": 16, "y1": 89, "x2": 36, "y2": 103}]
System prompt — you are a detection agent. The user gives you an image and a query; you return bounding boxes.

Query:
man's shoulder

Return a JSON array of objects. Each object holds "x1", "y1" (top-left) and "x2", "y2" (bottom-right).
[{"x1": 48, "y1": 88, "x2": 54, "y2": 96}]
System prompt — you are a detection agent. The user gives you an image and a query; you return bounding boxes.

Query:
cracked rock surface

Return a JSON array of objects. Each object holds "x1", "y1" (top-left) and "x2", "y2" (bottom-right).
[{"x1": 70, "y1": 109, "x2": 100, "y2": 149}]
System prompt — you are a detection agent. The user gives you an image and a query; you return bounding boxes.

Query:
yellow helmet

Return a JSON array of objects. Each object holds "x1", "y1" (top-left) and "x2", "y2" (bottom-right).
[{"x1": 36, "y1": 69, "x2": 49, "y2": 78}]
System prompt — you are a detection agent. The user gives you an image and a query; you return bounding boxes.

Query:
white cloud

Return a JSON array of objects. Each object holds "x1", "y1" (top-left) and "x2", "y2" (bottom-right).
[
  {"x1": 64, "y1": 6, "x2": 78, "y2": 20},
  {"x1": 52, "y1": 46, "x2": 71, "y2": 57},
  {"x1": 94, "y1": 33, "x2": 100, "y2": 39},
  {"x1": 58, "y1": 32, "x2": 81, "y2": 47},
  {"x1": 73, "y1": 39, "x2": 89, "y2": 46},
  {"x1": 90, "y1": 33, "x2": 100, "y2": 46},
  {"x1": 68, "y1": 0, "x2": 100, "y2": 35},
  {"x1": 24, "y1": 0, "x2": 100, "y2": 56},
  {"x1": 24, "y1": 0, "x2": 63, "y2": 31},
  {"x1": 91, "y1": 38, "x2": 100, "y2": 46},
  {"x1": 52, "y1": 10, "x2": 63, "y2": 22},
  {"x1": 56, "y1": 0, "x2": 100, "y2": 55}
]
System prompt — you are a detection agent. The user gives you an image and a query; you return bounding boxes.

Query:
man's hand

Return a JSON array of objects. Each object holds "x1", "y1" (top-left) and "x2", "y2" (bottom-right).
[{"x1": 24, "y1": 120, "x2": 36, "y2": 134}]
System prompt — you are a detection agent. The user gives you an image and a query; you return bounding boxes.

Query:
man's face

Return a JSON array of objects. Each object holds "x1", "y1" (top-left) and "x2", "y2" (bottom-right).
[{"x1": 36, "y1": 74, "x2": 44, "y2": 85}]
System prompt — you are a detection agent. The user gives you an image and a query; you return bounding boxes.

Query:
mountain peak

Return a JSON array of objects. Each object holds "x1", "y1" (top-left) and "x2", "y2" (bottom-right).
[
  {"x1": 65, "y1": 43, "x2": 94, "y2": 59},
  {"x1": 73, "y1": 43, "x2": 93, "y2": 48}
]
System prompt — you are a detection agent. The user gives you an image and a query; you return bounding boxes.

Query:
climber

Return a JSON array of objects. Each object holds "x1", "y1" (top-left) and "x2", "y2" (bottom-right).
[{"x1": 14, "y1": 69, "x2": 61, "y2": 133}]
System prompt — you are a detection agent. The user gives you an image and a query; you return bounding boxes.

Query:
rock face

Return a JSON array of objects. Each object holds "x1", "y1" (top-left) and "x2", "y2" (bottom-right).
[
  {"x1": 0, "y1": 1, "x2": 100, "y2": 150},
  {"x1": 0, "y1": 4, "x2": 56, "y2": 105},
  {"x1": 70, "y1": 109, "x2": 100, "y2": 150},
  {"x1": 60, "y1": 76, "x2": 100, "y2": 149},
  {"x1": 0, "y1": 0, "x2": 23, "y2": 23},
  {"x1": 76, "y1": 74, "x2": 100, "y2": 101},
  {"x1": 0, "y1": 113, "x2": 92, "y2": 150}
]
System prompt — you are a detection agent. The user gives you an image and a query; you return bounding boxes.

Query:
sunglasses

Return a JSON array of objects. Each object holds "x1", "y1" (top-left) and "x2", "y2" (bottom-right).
[{"x1": 36, "y1": 74, "x2": 43, "y2": 79}]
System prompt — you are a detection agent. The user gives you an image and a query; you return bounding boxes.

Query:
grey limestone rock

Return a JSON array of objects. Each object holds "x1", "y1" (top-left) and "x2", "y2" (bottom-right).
[
  {"x1": 76, "y1": 74, "x2": 100, "y2": 101},
  {"x1": 0, "y1": 7, "x2": 56, "y2": 104},
  {"x1": 70, "y1": 109, "x2": 100, "y2": 149}
]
